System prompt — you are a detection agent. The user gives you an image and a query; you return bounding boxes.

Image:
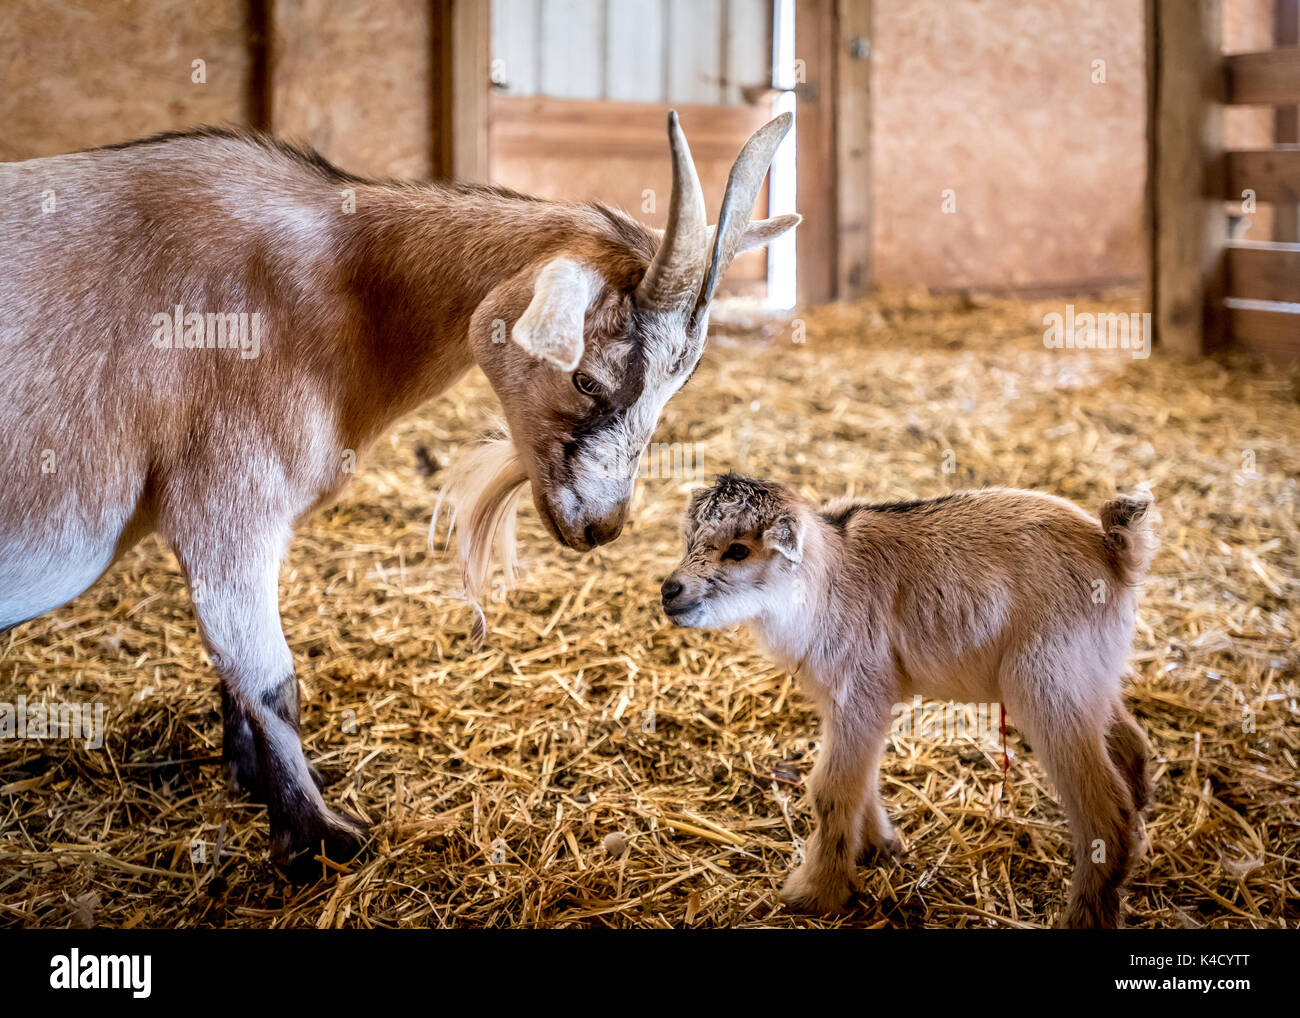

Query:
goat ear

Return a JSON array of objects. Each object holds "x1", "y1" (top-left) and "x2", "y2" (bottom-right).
[
  {"x1": 762, "y1": 514, "x2": 804, "y2": 563},
  {"x1": 736, "y1": 214, "x2": 801, "y2": 255},
  {"x1": 511, "y1": 258, "x2": 600, "y2": 372}
]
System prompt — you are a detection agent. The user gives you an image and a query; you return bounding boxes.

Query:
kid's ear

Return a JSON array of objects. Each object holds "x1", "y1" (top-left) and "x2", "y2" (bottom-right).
[{"x1": 762, "y1": 515, "x2": 804, "y2": 563}]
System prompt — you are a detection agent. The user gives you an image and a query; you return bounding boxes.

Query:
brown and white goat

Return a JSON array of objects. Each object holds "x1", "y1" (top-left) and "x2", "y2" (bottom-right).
[
  {"x1": 663, "y1": 474, "x2": 1158, "y2": 928},
  {"x1": 0, "y1": 114, "x2": 797, "y2": 876}
]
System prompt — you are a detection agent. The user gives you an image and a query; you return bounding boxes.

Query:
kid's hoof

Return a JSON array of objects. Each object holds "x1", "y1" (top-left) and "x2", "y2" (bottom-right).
[
  {"x1": 273, "y1": 813, "x2": 370, "y2": 882},
  {"x1": 858, "y1": 832, "x2": 905, "y2": 865},
  {"x1": 1058, "y1": 901, "x2": 1121, "y2": 930},
  {"x1": 779, "y1": 867, "x2": 853, "y2": 914}
]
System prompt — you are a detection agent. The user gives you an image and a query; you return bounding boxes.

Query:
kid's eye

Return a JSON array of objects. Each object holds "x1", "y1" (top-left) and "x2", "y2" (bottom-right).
[
  {"x1": 573, "y1": 371, "x2": 603, "y2": 398},
  {"x1": 722, "y1": 543, "x2": 750, "y2": 562}
]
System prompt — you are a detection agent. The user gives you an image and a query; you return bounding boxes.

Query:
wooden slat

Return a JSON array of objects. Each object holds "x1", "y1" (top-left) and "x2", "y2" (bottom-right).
[
  {"x1": 489, "y1": 95, "x2": 770, "y2": 159},
  {"x1": 451, "y1": 0, "x2": 492, "y2": 182},
  {"x1": 487, "y1": 95, "x2": 772, "y2": 292},
  {"x1": 835, "y1": 0, "x2": 872, "y2": 297},
  {"x1": 1227, "y1": 304, "x2": 1300, "y2": 362},
  {"x1": 607, "y1": 0, "x2": 665, "y2": 102},
  {"x1": 724, "y1": 0, "x2": 772, "y2": 106},
  {"x1": 666, "y1": 0, "x2": 723, "y2": 104},
  {"x1": 1225, "y1": 147, "x2": 1300, "y2": 202},
  {"x1": 1224, "y1": 47, "x2": 1300, "y2": 104},
  {"x1": 539, "y1": 0, "x2": 603, "y2": 99},
  {"x1": 795, "y1": 0, "x2": 835, "y2": 304},
  {"x1": 1226, "y1": 241, "x2": 1300, "y2": 301},
  {"x1": 1274, "y1": 0, "x2": 1299, "y2": 242},
  {"x1": 492, "y1": 0, "x2": 540, "y2": 96},
  {"x1": 1147, "y1": 0, "x2": 1226, "y2": 355}
]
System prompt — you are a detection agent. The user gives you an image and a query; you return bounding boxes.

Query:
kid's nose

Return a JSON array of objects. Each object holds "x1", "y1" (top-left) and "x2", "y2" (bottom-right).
[{"x1": 661, "y1": 578, "x2": 684, "y2": 602}]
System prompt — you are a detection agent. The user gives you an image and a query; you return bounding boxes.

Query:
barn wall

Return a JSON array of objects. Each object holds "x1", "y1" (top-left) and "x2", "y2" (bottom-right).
[
  {"x1": 1222, "y1": 0, "x2": 1281, "y2": 240},
  {"x1": 0, "y1": 0, "x2": 251, "y2": 162},
  {"x1": 871, "y1": 0, "x2": 1147, "y2": 291},
  {"x1": 272, "y1": 0, "x2": 433, "y2": 179},
  {"x1": 0, "y1": 0, "x2": 431, "y2": 178}
]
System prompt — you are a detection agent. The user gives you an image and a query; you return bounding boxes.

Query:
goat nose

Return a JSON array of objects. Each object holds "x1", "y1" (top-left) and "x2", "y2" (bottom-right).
[
  {"x1": 661, "y1": 579, "x2": 684, "y2": 602},
  {"x1": 586, "y1": 514, "x2": 624, "y2": 548}
]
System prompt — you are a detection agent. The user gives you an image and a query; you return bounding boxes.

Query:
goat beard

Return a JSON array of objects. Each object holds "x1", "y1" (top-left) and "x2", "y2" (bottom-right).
[{"x1": 430, "y1": 433, "x2": 529, "y2": 648}]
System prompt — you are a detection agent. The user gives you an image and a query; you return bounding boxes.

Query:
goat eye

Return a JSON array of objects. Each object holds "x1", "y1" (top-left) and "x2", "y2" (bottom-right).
[
  {"x1": 722, "y1": 543, "x2": 750, "y2": 562},
  {"x1": 572, "y1": 371, "x2": 603, "y2": 398}
]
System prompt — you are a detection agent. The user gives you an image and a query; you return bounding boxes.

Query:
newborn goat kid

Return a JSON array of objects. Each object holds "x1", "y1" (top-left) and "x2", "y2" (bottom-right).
[{"x1": 663, "y1": 474, "x2": 1157, "y2": 928}]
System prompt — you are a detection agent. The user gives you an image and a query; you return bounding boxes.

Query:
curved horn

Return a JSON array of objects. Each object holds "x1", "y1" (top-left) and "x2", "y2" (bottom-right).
[
  {"x1": 634, "y1": 111, "x2": 709, "y2": 311},
  {"x1": 696, "y1": 112, "x2": 793, "y2": 310}
]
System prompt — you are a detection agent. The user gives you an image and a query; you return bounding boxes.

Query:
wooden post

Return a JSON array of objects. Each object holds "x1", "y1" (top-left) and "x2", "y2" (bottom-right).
[
  {"x1": 835, "y1": 0, "x2": 872, "y2": 299},
  {"x1": 1274, "y1": 0, "x2": 1299, "y2": 242},
  {"x1": 447, "y1": 0, "x2": 491, "y2": 183},
  {"x1": 1146, "y1": 0, "x2": 1226, "y2": 355},
  {"x1": 795, "y1": 0, "x2": 837, "y2": 306}
]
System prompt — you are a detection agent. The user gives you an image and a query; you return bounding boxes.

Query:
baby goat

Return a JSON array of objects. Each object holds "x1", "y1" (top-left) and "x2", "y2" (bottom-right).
[{"x1": 662, "y1": 474, "x2": 1158, "y2": 928}]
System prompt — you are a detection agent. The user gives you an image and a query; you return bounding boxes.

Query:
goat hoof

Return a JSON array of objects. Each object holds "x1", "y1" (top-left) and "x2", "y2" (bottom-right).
[
  {"x1": 859, "y1": 833, "x2": 905, "y2": 865},
  {"x1": 224, "y1": 756, "x2": 267, "y2": 802},
  {"x1": 779, "y1": 867, "x2": 853, "y2": 914},
  {"x1": 1058, "y1": 903, "x2": 1122, "y2": 930},
  {"x1": 273, "y1": 812, "x2": 370, "y2": 882}
]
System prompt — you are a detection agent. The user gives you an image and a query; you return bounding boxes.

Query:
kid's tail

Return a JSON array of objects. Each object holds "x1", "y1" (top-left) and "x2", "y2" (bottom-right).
[{"x1": 1099, "y1": 489, "x2": 1160, "y2": 586}]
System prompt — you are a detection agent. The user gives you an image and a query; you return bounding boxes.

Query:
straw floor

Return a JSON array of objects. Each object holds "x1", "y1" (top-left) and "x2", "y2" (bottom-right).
[{"x1": 2, "y1": 292, "x2": 1296, "y2": 928}]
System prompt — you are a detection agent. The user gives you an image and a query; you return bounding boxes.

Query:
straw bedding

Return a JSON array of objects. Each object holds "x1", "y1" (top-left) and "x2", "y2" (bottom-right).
[{"x1": 1, "y1": 292, "x2": 1296, "y2": 928}]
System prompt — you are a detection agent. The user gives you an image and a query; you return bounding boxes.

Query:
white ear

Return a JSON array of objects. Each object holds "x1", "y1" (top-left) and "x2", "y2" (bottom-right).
[
  {"x1": 695, "y1": 214, "x2": 802, "y2": 264},
  {"x1": 512, "y1": 258, "x2": 602, "y2": 371},
  {"x1": 762, "y1": 514, "x2": 804, "y2": 563},
  {"x1": 737, "y1": 214, "x2": 802, "y2": 255}
]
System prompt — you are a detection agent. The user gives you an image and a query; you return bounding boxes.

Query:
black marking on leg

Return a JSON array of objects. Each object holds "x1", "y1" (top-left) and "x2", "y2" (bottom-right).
[
  {"x1": 222, "y1": 687, "x2": 266, "y2": 800},
  {"x1": 260, "y1": 673, "x2": 301, "y2": 727},
  {"x1": 245, "y1": 674, "x2": 368, "y2": 880}
]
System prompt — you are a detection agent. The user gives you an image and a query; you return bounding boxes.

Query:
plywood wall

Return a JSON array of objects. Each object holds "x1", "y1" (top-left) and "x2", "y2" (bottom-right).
[
  {"x1": 0, "y1": 0, "x2": 432, "y2": 179},
  {"x1": 0, "y1": 0, "x2": 250, "y2": 162},
  {"x1": 871, "y1": 0, "x2": 1147, "y2": 291},
  {"x1": 271, "y1": 0, "x2": 433, "y2": 179}
]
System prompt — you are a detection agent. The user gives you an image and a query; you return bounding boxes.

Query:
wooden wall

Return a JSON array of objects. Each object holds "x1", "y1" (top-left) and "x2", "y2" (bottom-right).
[
  {"x1": 271, "y1": 0, "x2": 434, "y2": 178},
  {"x1": 0, "y1": 0, "x2": 252, "y2": 162},
  {"x1": 491, "y1": 0, "x2": 771, "y2": 104},
  {"x1": 0, "y1": 0, "x2": 435, "y2": 178},
  {"x1": 870, "y1": 0, "x2": 1147, "y2": 293}
]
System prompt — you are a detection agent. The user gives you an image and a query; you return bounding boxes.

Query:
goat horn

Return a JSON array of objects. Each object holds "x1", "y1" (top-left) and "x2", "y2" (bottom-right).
[
  {"x1": 695, "y1": 112, "x2": 793, "y2": 310},
  {"x1": 634, "y1": 111, "x2": 709, "y2": 312}
]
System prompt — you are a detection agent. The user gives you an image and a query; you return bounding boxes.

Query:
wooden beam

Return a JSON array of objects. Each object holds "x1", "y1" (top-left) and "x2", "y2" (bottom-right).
[
  {"x1": 1225, "y1": 148, "x2": 1300, "y2": 203},
  {"x1": 450, "y1": 0, "x2": 491, "y2": 182},
  {"x1": 834, "y1": 0, "x2": 872, "y2": 298},
  {"x1": 1224, "y1": 47, "x2": 1300, "y2": 105},
  {"x1": 1146, "y1": 0, "x2": 1227, "y2": 355},
  {"x1": 1275, "y1": 0, "x2": 1299, "y2": 241},
  {"x1": 1228, "y1": 304, "x2": 1300, "y2": 363},
  {"x1": 794, "y1": 0, "x2": 836, "y2": 305},
  {"x1": 246, "y1": 0, "x2": 272, "y2": 132},
  {"x1": 1226, "y1": 241, "x2": 1300, "y2": 301}
]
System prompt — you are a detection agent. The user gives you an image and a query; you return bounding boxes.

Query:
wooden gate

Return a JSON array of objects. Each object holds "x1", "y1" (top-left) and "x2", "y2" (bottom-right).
[
  {"x1": 1148, "y1": 0, "x2": 1300, "y2": 361},
  {"x1": 486, "y1": 0, "x2": 778, "y2": 298}
]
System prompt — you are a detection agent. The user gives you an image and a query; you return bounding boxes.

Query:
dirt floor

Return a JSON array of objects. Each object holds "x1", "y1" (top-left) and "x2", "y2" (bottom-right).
[{"x1": 2, "y1": 292, "x2": 1296, "y2": 928}]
